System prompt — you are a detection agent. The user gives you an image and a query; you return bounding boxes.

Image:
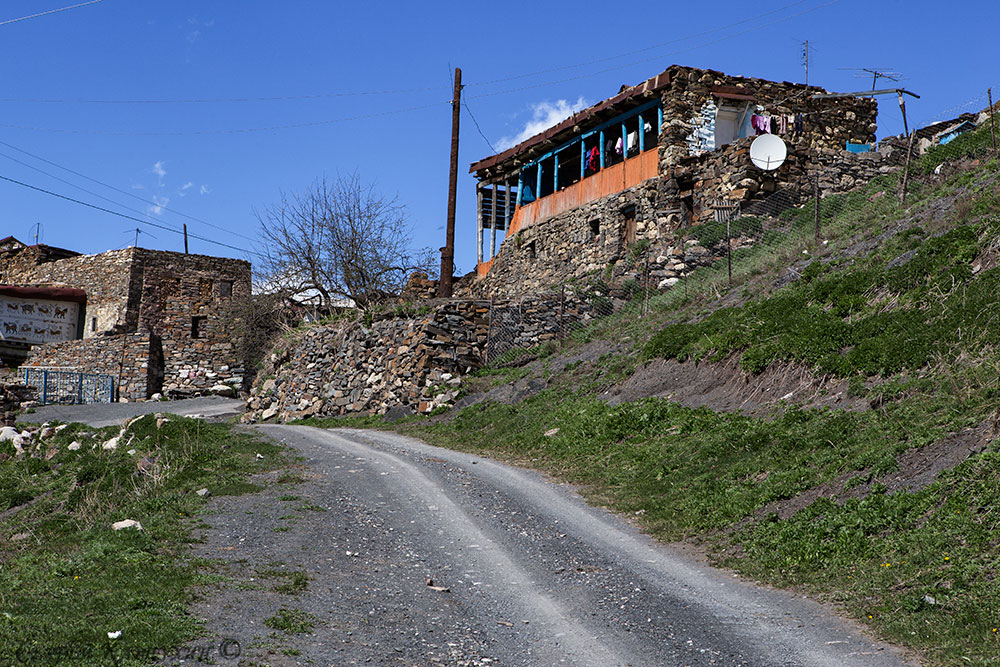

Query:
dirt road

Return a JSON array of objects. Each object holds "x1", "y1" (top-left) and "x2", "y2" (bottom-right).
[{"x1": 185, "y1": 425, "x2": 916, "y2": 666}]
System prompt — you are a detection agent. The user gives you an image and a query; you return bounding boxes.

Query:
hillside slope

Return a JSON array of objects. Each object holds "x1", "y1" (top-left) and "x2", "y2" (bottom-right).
[{"x1": 395, "y1": 126, "x2": 1000, "y2": 666}]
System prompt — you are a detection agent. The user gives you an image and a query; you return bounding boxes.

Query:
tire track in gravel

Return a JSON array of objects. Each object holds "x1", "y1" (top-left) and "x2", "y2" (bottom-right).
[{"x1": 185, "y1": 425, "x2": 919, "y2": 666}]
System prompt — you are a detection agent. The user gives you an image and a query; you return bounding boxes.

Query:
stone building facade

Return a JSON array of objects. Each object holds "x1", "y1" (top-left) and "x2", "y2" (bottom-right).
[
  {"x1": 467, "y1": 64, "x2": 901, "y2": 298},
  {"x1": 2, "y1": 242, "x2": 251, "y2": 399}
]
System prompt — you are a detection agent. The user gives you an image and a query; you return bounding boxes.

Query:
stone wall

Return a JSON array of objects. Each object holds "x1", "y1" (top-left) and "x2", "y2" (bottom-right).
[
  {"x1": 470, "y1": 180, "x2": 660, "y2": 299},
  {"x1": 2, "y1": 245, "x2": 251, "y2": 399},
  {"x1": 132, "y1": 250, "x2": 251, "y2": 396},
  {"x1": 468, "y1": 64, "x2": 888, "y2": 300},
  {"x1": 246, "y1": 300, "x2": 491, "y2": 422},
  {"x1": 1, "y1": 247, "x2": 138, "y2": 336},
  {"x1": 22, "y1": 334, "x2": 154, "y2": 401},
  {"x1": 245, "y1": 293, "x2": 603, "y2": 422}
]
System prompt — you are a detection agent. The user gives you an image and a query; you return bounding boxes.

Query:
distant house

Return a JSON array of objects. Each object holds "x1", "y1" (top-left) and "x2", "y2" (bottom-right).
[
  {"x1": 468, "y1": 64, "x2": 881, "y2": 297},
  {"x1": 1, "y1": 242, "x2": 250, "y2": 399}
]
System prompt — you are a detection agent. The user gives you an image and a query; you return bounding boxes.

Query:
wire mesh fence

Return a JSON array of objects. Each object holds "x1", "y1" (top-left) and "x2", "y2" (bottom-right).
[
  {"x1": 480, "y1": 120, "x2": 1000, "y2": 368},
  {"x1": 23, "y1": 368, "x2": 116, "y2": 405}
]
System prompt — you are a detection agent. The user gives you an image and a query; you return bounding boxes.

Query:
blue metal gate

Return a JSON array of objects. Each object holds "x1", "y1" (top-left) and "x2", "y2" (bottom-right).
[{"x1": 23, "y1": 368, "x2": 116, "y2": 405}]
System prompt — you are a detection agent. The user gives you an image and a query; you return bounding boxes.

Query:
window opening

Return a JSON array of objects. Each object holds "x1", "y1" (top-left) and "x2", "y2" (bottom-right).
[
  {"x1": 622, "y1": 206, "x2": 637, "y2": 244},
  {"x1": 191, "y1": 315, "x2": 207, "y2": 339},
  {"x1": 199, "y1": 278, "x2": 212, "y2": 297},
  {"x1": 520, "y1": 165, "x2": 538, "y2": 203},
  {"x1": 557, "y1": 143, "x2": 582, "y2": 191},
  {"x1": 526, "y1": 240, "x2": 537, "y2": 260},
  {"x1": 91, "y1": 317, "x2": 97, "y2": 332},
  {"x1": 219, "y1": 280, "x2": 233, "y2": 298},
  {"x1": 583, "y1": 136, "x2": 601, "y2": 176},
  {"x1": 538, "y1": 156, "x2": 555, "y2": 198},
  {"x1": 605, "y1": 127, "x2": 625, "y2": 167},
  {"x1": 641, "y1": 113, "x2": 657, "y2": 152},
  {"x1": 589, "y1": 219, "x2": 600, "y2": 240},
  {"x1": 624, "y1": 117, "x2": 641, "y2": 158}
]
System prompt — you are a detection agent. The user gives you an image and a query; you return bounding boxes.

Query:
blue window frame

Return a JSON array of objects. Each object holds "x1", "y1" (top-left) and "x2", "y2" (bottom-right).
[{"x1": 516, "y1": 99, "x2": 662, "y2": 207}]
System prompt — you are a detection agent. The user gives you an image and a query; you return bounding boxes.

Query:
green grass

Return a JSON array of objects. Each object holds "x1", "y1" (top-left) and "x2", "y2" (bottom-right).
[
  {"x1": 395, "y1": 147, "x2": 1000, "y2": 666},
  {"x1": 0, "y1": 415, "x2": 286, "y2": 666},
  {"x1": 263, "y1": 608, "x2": 318, "y2": 635}
]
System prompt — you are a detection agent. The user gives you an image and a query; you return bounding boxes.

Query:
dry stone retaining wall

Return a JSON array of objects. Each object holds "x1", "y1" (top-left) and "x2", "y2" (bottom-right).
[
  {"x1": 22, "y1": 334, "x2": 153, "y2": 401},
  {"x1": 246, "y1": 294, "x2": 601, "y2": 422}
]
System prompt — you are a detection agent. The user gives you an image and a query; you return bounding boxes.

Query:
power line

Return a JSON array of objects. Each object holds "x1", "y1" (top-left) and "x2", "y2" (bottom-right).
[
  {"x1": 0, "y1": 0, "x2": 104, "y2": 27},
  {"x1": 0, "y1": 147, "x2": 183, "y2": 234},
  {"x1": 0, "y1": 86, "x2": 448, "y2": 105},
  {"x1": 463, "y1": 101, "x2": 497, "y2": 154},
  {"x1": 466, "y1": 0, "x2": 843, "y2": 102},
  {"x1": 465, "y1": 0, "x2": 824, "y2": 89},
  {"x1": 0, "y1": 100, "x2": 450, "y2": 135},
  {"x1": 0, "y1": 173, "x2": 261, "y2": 258},
  {"x1": 0, "y1": 139, "x2": 257, "y2": 242}
]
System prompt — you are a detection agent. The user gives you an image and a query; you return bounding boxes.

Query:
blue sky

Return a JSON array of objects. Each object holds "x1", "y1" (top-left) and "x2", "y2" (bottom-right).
[{"x1": 0, "y1": 0, "x2": 995, "y2": 279}]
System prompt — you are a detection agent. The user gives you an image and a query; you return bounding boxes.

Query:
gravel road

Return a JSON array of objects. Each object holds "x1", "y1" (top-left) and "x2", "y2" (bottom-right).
[
  {"x1": 24, "y1": 396, "x2": 245, "y2": 427},
  {"x1": 184, "y1": 425, "x2": 918, "y2": 667}
]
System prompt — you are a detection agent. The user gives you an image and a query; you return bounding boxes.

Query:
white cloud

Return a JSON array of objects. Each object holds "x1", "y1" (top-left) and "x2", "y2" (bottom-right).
[
  {"x1": 186, "y1": 17, "x2": 214, "y2": 44},
  {"x1": 131, "y1": 184, "x2": 144, "y2": 190},
  {"x1": 199, "y1": 185, "x2": 210, "y2": 195},
  {"x1": 496, "y1": 97, "x2": 590, "y2": 151},
  {"x1": 151, "y1": 161, "x2": 167, "y2": 185},
  {"x1": 148, "y1": 195, "x2": 169, "y2": 217},
  {"x1": 179, "y1": 181, "x2": 193, "y2": 197}
]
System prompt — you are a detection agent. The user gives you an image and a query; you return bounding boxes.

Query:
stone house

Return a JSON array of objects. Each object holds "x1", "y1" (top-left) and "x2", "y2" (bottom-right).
[
  {"x1": 467, "y1": 64, "x2": 887, "y2": 298},
  {"x1": 0, "y1": 240, "x2": 250, "y2": 400}
]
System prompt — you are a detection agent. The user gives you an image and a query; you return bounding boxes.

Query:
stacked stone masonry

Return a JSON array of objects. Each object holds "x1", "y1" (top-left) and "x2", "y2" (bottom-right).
[
  {"x1": 246, "y1": 294, "x2": 598, "y2": 423},
  {"x1": 9, "y1": 246, "x2": 250, "y2": 400},
  {"x1": 467, "y1": 64, "x2": 908, "y2": 299}
]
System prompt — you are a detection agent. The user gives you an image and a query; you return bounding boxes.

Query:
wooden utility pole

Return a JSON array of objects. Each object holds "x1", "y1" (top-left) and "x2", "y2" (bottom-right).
[
  {"x1": 813, "y1": 171, "x2": 820, "y2": 243},
  {"x1": 438, "y1": 67, "x2": 462, "y2": 298},
  {"x1": 183, "y1": 223, "x2": 189, "y2": 253}
]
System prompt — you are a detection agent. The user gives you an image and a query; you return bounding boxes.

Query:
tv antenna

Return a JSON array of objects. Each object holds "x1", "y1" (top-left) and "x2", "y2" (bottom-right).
[
  {"x1": 749, "y1": 135, "x2": 787, "y2": 171},
  {"x1": 840, "y1": 68, "x2": 903, "y2": 96},
  {"x1": 800, "y1": 40, "x2": 811, "y2": 86},
  {"x1": 125, "y1": 227, "x2": 157, "y2": 248},
  {"x1": 30, "y1": 222, "x2": 42, "y2": 245}
]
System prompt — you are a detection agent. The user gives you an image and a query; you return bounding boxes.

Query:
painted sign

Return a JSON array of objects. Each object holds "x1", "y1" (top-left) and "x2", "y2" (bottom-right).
[{"x1": 0, "y1": 295, "x2": 79, "y2": 344}]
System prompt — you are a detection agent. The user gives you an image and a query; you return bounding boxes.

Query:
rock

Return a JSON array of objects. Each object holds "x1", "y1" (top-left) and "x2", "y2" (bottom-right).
[
  {"x1": 102, "y1": 436, "x2": 120, "y2": 451},
  {"x1": 0, "y1": 426, "x2": 19, "y2": 442},
  {"x1": 383, "y1": 404, "x2": 415, "y2": 423},
  {"x1": 544, "y1": 428, "x2": 560, "y2": 437},
  {"x1": 10, "y1": 532, "x2": 30, "y2": 542},
  {"x1": 112, "y1": 519, "x2": 143, "y2": 531},
  {"x1": 210, "y1": 383, "x2": 236, "y2": 398},
  {"x1": 39, "y1": 427, "x2": 55, "y2": 439},
  {"x1": 67, "y1": 441, "x2": 82, "y2": 451},
  {"x1": 196, "y1": 488, "x2": 211, "y2": 497},
  {"x1": 261, "y1": 405, "x2": 279, "y2": 421},
  {"x1": 658, "y1": 277, "x2": 681, "y2": 289},
  {"x1": 149, "y1": 393, "x2": 163, "y2": 401}
]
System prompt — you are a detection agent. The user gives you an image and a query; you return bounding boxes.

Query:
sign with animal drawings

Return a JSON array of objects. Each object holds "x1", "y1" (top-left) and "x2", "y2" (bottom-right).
[{"x1": 0, "y1": 295, "x2": 79, "y2": 344}]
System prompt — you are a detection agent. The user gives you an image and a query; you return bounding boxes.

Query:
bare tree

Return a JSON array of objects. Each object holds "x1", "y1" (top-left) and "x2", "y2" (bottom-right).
[{"x1": 256, "y1": 174, "x2": 435, "y2": 311}]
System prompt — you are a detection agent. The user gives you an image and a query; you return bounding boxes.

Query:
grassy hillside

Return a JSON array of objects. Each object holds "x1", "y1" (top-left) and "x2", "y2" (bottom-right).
[
  {"x1": 0, "y1": 416, "x2": 285, "y2": 666},
  {"x1": 399, "y1": 126, "x2": 1000, "y2": 665}
]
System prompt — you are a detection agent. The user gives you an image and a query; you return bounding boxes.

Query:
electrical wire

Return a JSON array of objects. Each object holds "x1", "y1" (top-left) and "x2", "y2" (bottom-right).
[
  {"x1": 463, "y1": 101, "x2": 497, "y2": 154},
  {"x1": 0, "y1": 87, "x2": 448, "y2": 105},
  {"x1": 0, "y1": 0, "x2": 104, "y2": 27},
  {"x1": 0, "y1": 100, "x2": 450, "y2": 135},
  {"x1": 466, "y1": 0, "x2": 843, "y2": 102},
  {"x1": 466, "y1": 0, "x2": 819, "y2": 89},
  {"x1": 0, "y1": 148, "x2": 184, "y2": 233},
  {"x1": 0, "y1": 173, "x2": 261, "y2": 258},
  {"x1": 0, "y1": 139, "x2": 257, "y2": 242}
]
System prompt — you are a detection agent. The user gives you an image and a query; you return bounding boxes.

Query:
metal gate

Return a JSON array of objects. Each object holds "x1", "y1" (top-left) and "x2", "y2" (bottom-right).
[{"x1": 23, "y1": 368, "x2": 116, "y2": 405}]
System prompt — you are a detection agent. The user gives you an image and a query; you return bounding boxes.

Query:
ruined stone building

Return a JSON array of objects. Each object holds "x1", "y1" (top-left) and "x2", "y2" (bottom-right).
[
  {"x1": 0, "y1": 238, "x2": 250, "y2": 400},
  {"x1": 468, "y1": 64, "x2": 894, "y2": 298}
]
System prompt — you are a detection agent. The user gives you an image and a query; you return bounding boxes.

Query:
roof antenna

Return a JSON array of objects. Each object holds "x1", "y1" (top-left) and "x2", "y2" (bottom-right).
[{"x1": 32, "y1": 222, "x2": 41, "y2": 245}]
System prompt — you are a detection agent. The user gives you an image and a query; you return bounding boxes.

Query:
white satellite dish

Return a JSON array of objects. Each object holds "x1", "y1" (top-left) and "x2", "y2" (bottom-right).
[{"x1": 749, "y1": 134, "x2": 787, "y2": 171}]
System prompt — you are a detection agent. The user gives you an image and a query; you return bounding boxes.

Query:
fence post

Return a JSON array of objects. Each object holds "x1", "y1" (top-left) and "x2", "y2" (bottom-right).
[
  {"x1": 989, "y1": 88, "x2": 997, "y2": 153},
  {"x1": 558, "y1": 286, "x2": 565, "y2": 345},
  {"x1": 813, "y1": 171, "x2": 820, "y2": 244},
  {"x1": 77, "y1": 373, "x2": 84, "y2": 405},
  {"x1": 41, "y1": 370, "x2": 48, "y2": 406},
  {"x1": 900, "y1": 131, "x2": 915, "y2": 206},
  {"x1": 643, "y1": 251, "x2": 650, "y2": 315}
]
